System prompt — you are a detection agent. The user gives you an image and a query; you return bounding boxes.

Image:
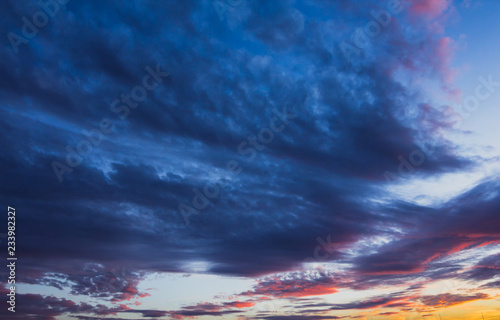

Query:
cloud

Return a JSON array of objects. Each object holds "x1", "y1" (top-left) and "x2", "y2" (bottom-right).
[
  {"x1": 251, "y1": 316, "x2": 349, "y2": 320},
  {"x1": 329, "y1": 294, "x2": 412, "y2": 311},
  {"x1": 408, "y1": 0, "x2": 452, "y2": 19},
  {"x1": 0, "y1": 286, "x2": 131, "y2": 320},
  {"x1": 23, "y1": 264, "x2": 149, "y2": 302},
  {"x1": 0, "y1": 0, "x2": 496, "y2": 319},
  {"x1": 480, "y1": 280, "x2": 500, "y2": 289},
  {"x1": 461, "y1": 252, "x2": 500, "y2": 281},
  {"x1": 165, "y1": 299, "x2": 259, "y2": 319},
  {"x1": 419, "y1": 293, "x2": 489, "y2": 308},
  {"x1": 241, "y1": 271, "x2": 340, "y2": 298}
]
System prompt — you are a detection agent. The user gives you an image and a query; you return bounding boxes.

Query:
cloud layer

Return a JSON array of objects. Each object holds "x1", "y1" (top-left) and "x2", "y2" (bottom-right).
[{"x1": 1, "y1": 0, "x2": 498, "y2": 319}]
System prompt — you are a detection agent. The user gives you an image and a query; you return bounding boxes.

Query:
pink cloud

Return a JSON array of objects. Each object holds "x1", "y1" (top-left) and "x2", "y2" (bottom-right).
[
  {"x1": 241, "y1": 271, "x2": 340, "y2": 298},
  {"x1": 409, "y1": 0, "x2": 452, "y2": 19}
]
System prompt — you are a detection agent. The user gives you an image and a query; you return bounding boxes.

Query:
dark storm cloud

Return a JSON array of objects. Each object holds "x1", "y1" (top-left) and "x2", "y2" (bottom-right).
[
  {"x1": 0, "y1": 0, "x2": 496, "y2": 318},
  {"x1": 244, "y1": 0, "x2": 304, "y2": 50},
  {"x1": 349, "y1": 179, "x2": 500, "y2": 280}
]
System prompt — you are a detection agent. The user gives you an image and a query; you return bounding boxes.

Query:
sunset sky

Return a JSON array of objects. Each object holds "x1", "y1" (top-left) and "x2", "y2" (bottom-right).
[{"x1": 1, "y1": 0, "x2": 500, "y2": 319}]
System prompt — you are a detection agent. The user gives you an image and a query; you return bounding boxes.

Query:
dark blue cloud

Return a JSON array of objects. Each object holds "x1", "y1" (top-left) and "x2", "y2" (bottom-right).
[{"x1": 0, "y1": 0, "x2": 496, "y2": 318}]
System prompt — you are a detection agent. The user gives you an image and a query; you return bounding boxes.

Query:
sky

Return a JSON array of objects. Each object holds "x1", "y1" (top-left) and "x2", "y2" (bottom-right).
[{"x1": 1, "y1": 0, "x2": 500, "y2": 319}]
